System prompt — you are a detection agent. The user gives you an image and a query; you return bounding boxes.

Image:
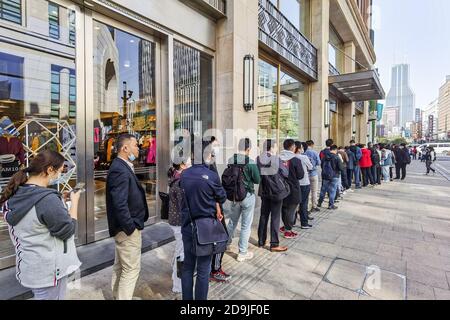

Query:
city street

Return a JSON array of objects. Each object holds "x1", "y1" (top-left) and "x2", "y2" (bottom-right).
[{"x1": 66, "y1": 160, "x2": 450, "y2": 300}]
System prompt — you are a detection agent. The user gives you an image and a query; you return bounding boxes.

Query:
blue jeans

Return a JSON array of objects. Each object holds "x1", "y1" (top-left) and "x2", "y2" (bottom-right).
[
  {"x1": 181, "y1": 230, "x2": 212, "y2": 300},
  {"x1": 319, "y1": 177, "x2": 339, "y2": 207},
  {"x1": 225, "y1": 193, "x2": 256, "y2": 254},
  {"x1": 353, "y1": 166, "x2": 361, "y2": 187}
]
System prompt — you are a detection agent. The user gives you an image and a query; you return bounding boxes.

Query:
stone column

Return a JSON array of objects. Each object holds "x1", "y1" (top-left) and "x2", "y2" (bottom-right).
[
  {"x1": 342, "y1": 41, "x2": 356, "y2": 145},
  {"x1": 310, "y1": 0, "x2": 330, "y2": 150},
  {"x1": 215, "y1": 0, "x2": 259, "y2": 171}
]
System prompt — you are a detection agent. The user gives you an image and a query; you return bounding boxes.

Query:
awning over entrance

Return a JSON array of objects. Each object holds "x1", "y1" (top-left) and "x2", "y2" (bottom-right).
[{"x1": 329, "y1": 70, "x2": 385, "y2": 103}]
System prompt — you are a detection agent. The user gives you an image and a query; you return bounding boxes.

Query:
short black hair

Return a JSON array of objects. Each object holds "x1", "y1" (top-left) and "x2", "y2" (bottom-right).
[
  {"x1": 116, "y1": 134, "x2": 137, "y2": 153},
  {"x1": 326, "y1": 139, "x2": 334, "y2": 147},
  {"x1": 238, "y1": 138, "x2": 252, "y2": 152},
  {"x1": 302, "y1": 142, "x2": 308, "y2": 152},
  {"x1": 306, "y1": 140, "x2": 314, "y2": 146},
  {"x1": 263, "y1": 139, "x2": 275, "y2": 152},
  {"x1": 330, "y1": 145, "x2": 338, "y2": 151},
  {"x1": 283, "y1": 139, "x2": 296, "y2": 150},
  {"x1": 350, "y1": 140, "x2": 356, "y2": 144},
  {"x1": 210, "y1": 136, "x2": 216, "y2": 143}
]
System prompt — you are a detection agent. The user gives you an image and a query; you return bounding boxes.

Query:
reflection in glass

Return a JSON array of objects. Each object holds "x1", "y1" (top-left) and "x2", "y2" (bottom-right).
[
  {"x1": 279, "y1": 71, "x2": 305, "y2": 141},
  {"x1": 257, "y1": 60, "x2": 278, "y2": 145},
  {"x1": 173, "y1": 41, "x2": 213, "y2": 141},
  {"x1": 92, "y1": 21, "x2": 157, "y2": 240},
  {"x1": 0, "y1": 5, "x2": 78, "y2": 267}
]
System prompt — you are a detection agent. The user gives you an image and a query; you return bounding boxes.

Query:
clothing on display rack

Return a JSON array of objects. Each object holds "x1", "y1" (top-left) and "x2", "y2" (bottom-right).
[
  {"x1": 146, "y1": 137, "x2": 156, "y2": 165},
  {"x1": 0, "y1": 134, "x2": 24, "y2": 178}
]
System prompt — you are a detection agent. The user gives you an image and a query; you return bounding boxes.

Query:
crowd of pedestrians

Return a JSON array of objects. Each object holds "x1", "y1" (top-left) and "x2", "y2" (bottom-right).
[{"x1": 0, "y1": 133, "x2": 420, "y2": 301}]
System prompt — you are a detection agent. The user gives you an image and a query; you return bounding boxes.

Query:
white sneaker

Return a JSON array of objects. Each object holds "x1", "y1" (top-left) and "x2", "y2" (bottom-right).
[{"x1": 237, "y1": 251, "x2": 254, "y2": 262}]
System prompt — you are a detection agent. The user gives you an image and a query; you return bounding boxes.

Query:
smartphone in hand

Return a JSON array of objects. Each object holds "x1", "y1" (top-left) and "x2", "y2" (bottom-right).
[{"x1": 72, "y1": 182, "x2": 86, "y2": 193}]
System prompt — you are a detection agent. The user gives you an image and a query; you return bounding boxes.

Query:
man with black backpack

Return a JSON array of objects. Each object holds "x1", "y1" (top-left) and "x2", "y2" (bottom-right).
[
  {"x1": 318, "y1": 145, "x2": 343, "y2": 210},
  {"x1": 257, "y1": 139, "x2": 289, "y2": 253},
  {"x1": 222, "y1": 138, "x2": 261, "y2": 262}
]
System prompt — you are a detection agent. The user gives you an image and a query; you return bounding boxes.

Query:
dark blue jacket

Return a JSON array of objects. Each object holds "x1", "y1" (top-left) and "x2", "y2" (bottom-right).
[
  {"x1": 106, "y1": 158, "x2": 149, "y2": 237},
  {"x1": 180, "y1": 164, "x2": 227, "y2": 233}
]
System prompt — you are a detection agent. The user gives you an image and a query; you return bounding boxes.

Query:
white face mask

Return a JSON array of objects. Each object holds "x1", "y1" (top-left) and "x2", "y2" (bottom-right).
[
  {"x1": 49, "y1": 172, "x2": 63, "y2": 186},
  {"x1": 212, "y1": 146, "x2": 220, "y2": 157}
]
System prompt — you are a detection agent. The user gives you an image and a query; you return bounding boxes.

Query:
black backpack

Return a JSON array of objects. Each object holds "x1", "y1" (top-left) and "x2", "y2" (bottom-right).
[
  {"x1": 322, "y1": 157, "x2": 336, "y2": 181},
  {"x1": 221, "y1": 164, "x2": 247, "y2": 202},
  {"x1": 257, "y1": 158, "x2": 290, "y2": 201}
]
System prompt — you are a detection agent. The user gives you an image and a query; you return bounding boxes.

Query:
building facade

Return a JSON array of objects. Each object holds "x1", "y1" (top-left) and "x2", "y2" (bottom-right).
[
  {"x1": 422, "y1": 99, "x2": 438, "y2": 141},
  {"x1": 385, "y1": 63, "x2": 415, "y2": 128},
  {"x1": 438, "y1": 75, "x2": 450, "y2": 140},
  {"x1": 0, "y1": 0, "x2": 383, "y2": 271}
]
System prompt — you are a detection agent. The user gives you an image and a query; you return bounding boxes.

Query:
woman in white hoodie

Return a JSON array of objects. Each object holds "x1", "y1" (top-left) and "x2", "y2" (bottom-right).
[{"x1": 294, "y1": 141, "x2": 313, "y2": 229}]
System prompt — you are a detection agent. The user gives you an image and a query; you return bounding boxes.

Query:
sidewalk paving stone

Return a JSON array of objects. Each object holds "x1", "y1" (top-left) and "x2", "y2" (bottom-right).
[{"x1": 406, "y1": 281, "x2": 436, "y2": 300}]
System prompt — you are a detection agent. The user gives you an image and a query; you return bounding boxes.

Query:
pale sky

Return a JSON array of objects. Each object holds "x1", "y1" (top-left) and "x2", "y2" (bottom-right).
[{"x1": 373, "y1": 0, "x2": 450, "y2": 109}]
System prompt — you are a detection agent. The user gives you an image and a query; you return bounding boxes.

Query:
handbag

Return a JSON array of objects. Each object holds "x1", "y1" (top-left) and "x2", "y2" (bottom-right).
[
  {"x1": 159, "y1": 192, "x2": 169, "y2": 220},
  {"x1": 183, "y1": 193, "x2": 229, "y2": 257}
]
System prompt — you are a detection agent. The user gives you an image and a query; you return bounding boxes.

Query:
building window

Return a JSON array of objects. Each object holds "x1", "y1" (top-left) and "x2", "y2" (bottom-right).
[
  {"x1": 48, "y1": 2, "x2": 60, "y2": 39},
  {"x1": 69, "y1": 10, "x2": 76, "y2": 45},
  {"x1": 258, "y1": 59, "x2": 308, "y2": 147},
  {"x1": 0, "y1": 0, "x2": 22, "y2": 25},
  {"x1": 50, "y1": 66, "x2": 60, "y2": 119},
  {"x1": 329, "y1": 25, "x2": 344, "y2": 73},
  {"x1": 273, "y1": 0, "x2": 311, "y2": 39}
]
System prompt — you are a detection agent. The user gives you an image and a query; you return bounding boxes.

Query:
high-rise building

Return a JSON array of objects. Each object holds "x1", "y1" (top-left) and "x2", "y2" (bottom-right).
[
  {"x1": 385, "y1": 64, "x2": 416, "y2": 128},
  {"x1": 422, "y1": 99, "x2": 438, "y2": 141},
  {"x1": 438, "y1": 76, "x2": 450, "y2": 139}
]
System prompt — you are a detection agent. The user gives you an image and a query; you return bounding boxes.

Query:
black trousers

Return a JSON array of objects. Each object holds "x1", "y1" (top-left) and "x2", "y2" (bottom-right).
[
  {"x1": 361, "y1": 167, "x2": 375, "y2": 186},
  {"x1": 426, "y1": 162, "x2": 436, "y2": 174},
  {"x1": 341, "y1": 168, "x2": 349, "y2": 189},
  {"x1": 297, "y1": 185, "x2": 311, "y2": 227},
  {"x1": 211, "y1": 217, "x2": 227, "y2": 273},
  {"x1": 395, "y1": 163, "x2": 407, "y2": 180},
  {"x1": 282, "y1": 203, "x2": 298, "y2": 232},
  {"x1": 258, "y1": 198, "x2": 282, "y2": 248},
  {"x1": 371, "y1": 166, "x2": 381, "y2": 184}
]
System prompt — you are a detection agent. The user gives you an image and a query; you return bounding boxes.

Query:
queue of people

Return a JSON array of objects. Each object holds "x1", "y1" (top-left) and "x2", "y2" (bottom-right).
[{"x1": 0, "y1": 133, "x2": 417, "y2": 301}]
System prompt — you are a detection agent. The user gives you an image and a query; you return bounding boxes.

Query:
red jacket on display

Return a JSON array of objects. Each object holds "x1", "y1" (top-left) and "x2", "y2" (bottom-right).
[{"x1": 359, "y1": 148, "x2": 373, "y2": 168}]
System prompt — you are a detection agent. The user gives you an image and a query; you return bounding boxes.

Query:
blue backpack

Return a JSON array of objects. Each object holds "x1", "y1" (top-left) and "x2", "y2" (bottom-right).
[{"x1": 322, "y1": 157, "x2": 335, "y2": 181}]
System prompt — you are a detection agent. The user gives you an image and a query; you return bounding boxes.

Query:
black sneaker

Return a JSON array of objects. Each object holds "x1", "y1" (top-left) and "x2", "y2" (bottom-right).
[
  {"x1": 312, "y1": 207, "x2": 321, "y2": 212},
  {"x1": 317, "y1": 202, "x2": 322, "y2": 208},
  {"x1": 301, "y1": 225, "x2": 313, "y2": 229},
  {"x1": 329, "y1": 205, "x2": 338, "y2": 210}
]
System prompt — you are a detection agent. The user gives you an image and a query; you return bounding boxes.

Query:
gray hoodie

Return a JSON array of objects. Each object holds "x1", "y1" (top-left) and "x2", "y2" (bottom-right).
[{"x1": 4, "y1": 185, "x2": 81, "y2": 289}]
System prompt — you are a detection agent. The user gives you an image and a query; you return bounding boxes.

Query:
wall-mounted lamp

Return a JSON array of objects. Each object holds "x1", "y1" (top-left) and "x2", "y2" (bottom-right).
[
  {"x1": 243, "y1": 54, "x2": 255, "y2": 112},
  {"x1": 324, "y1": 99, "x2": 330, "y2": 128},
  {"x1": 352, "y1": 114, "x2": 356, "y2": 134}
]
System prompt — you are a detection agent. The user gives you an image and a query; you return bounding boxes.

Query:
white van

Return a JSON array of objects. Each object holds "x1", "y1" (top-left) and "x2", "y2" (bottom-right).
[{"x1": 418, "y1": 143, "x2": 450, "y2": 155}]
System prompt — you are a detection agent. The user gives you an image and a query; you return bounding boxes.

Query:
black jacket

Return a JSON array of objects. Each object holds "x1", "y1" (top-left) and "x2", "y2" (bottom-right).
[
  {"x1": 106, "y1": 158, "x2": 149, "y2": 237},
  {"x1": 180, "y1": 164, "x2": 227, "y2": 234},
  {"x1": 279, "y1": 150, "x2": 304, "y2": 205},
  {"x1": 394, "y1": 147, "x2": 410, "y2": 165}
]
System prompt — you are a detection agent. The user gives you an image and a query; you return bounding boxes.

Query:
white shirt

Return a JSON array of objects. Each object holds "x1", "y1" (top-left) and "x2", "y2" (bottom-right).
[{"x1": 119, "y1": 156, "x2": 135, "y2": 172}]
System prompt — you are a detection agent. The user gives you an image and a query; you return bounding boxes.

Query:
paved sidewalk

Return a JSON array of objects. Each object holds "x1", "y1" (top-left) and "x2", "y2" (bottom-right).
[{"x1": 66, "y1": 160, "x2": 450, "y2": 300}]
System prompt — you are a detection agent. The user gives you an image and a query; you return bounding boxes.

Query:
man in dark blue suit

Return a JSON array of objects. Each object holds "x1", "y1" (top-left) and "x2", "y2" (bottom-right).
[{"x1": 106, "y1": 134, "x2": 149, "y2": 300}]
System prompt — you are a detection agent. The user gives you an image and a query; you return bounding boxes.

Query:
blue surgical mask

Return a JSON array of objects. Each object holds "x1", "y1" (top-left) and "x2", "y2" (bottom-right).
[{"x1": 128, "y1": 153, "x2": 136, "y2": 162}]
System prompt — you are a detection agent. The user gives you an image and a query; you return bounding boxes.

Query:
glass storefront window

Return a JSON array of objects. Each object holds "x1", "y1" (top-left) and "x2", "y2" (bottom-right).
[
  {"x1": 258, "y1": 59, "x2": 308, "y2": 149},
  {"x1": 257, "y1": 60, "x2": 278, "y2": 145},
  {"x1": 279, "y1": 71, "x2": 306, "y2": 141},
  {"x1": 92, "y1": 20, "x2": 157, "y2": 240},
  {"x1": 173, "y1": 41, "x2": 213, "y2": 142},
  {"x1": 0, "y1": 0, "x2": 79, "y2": 269}
]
